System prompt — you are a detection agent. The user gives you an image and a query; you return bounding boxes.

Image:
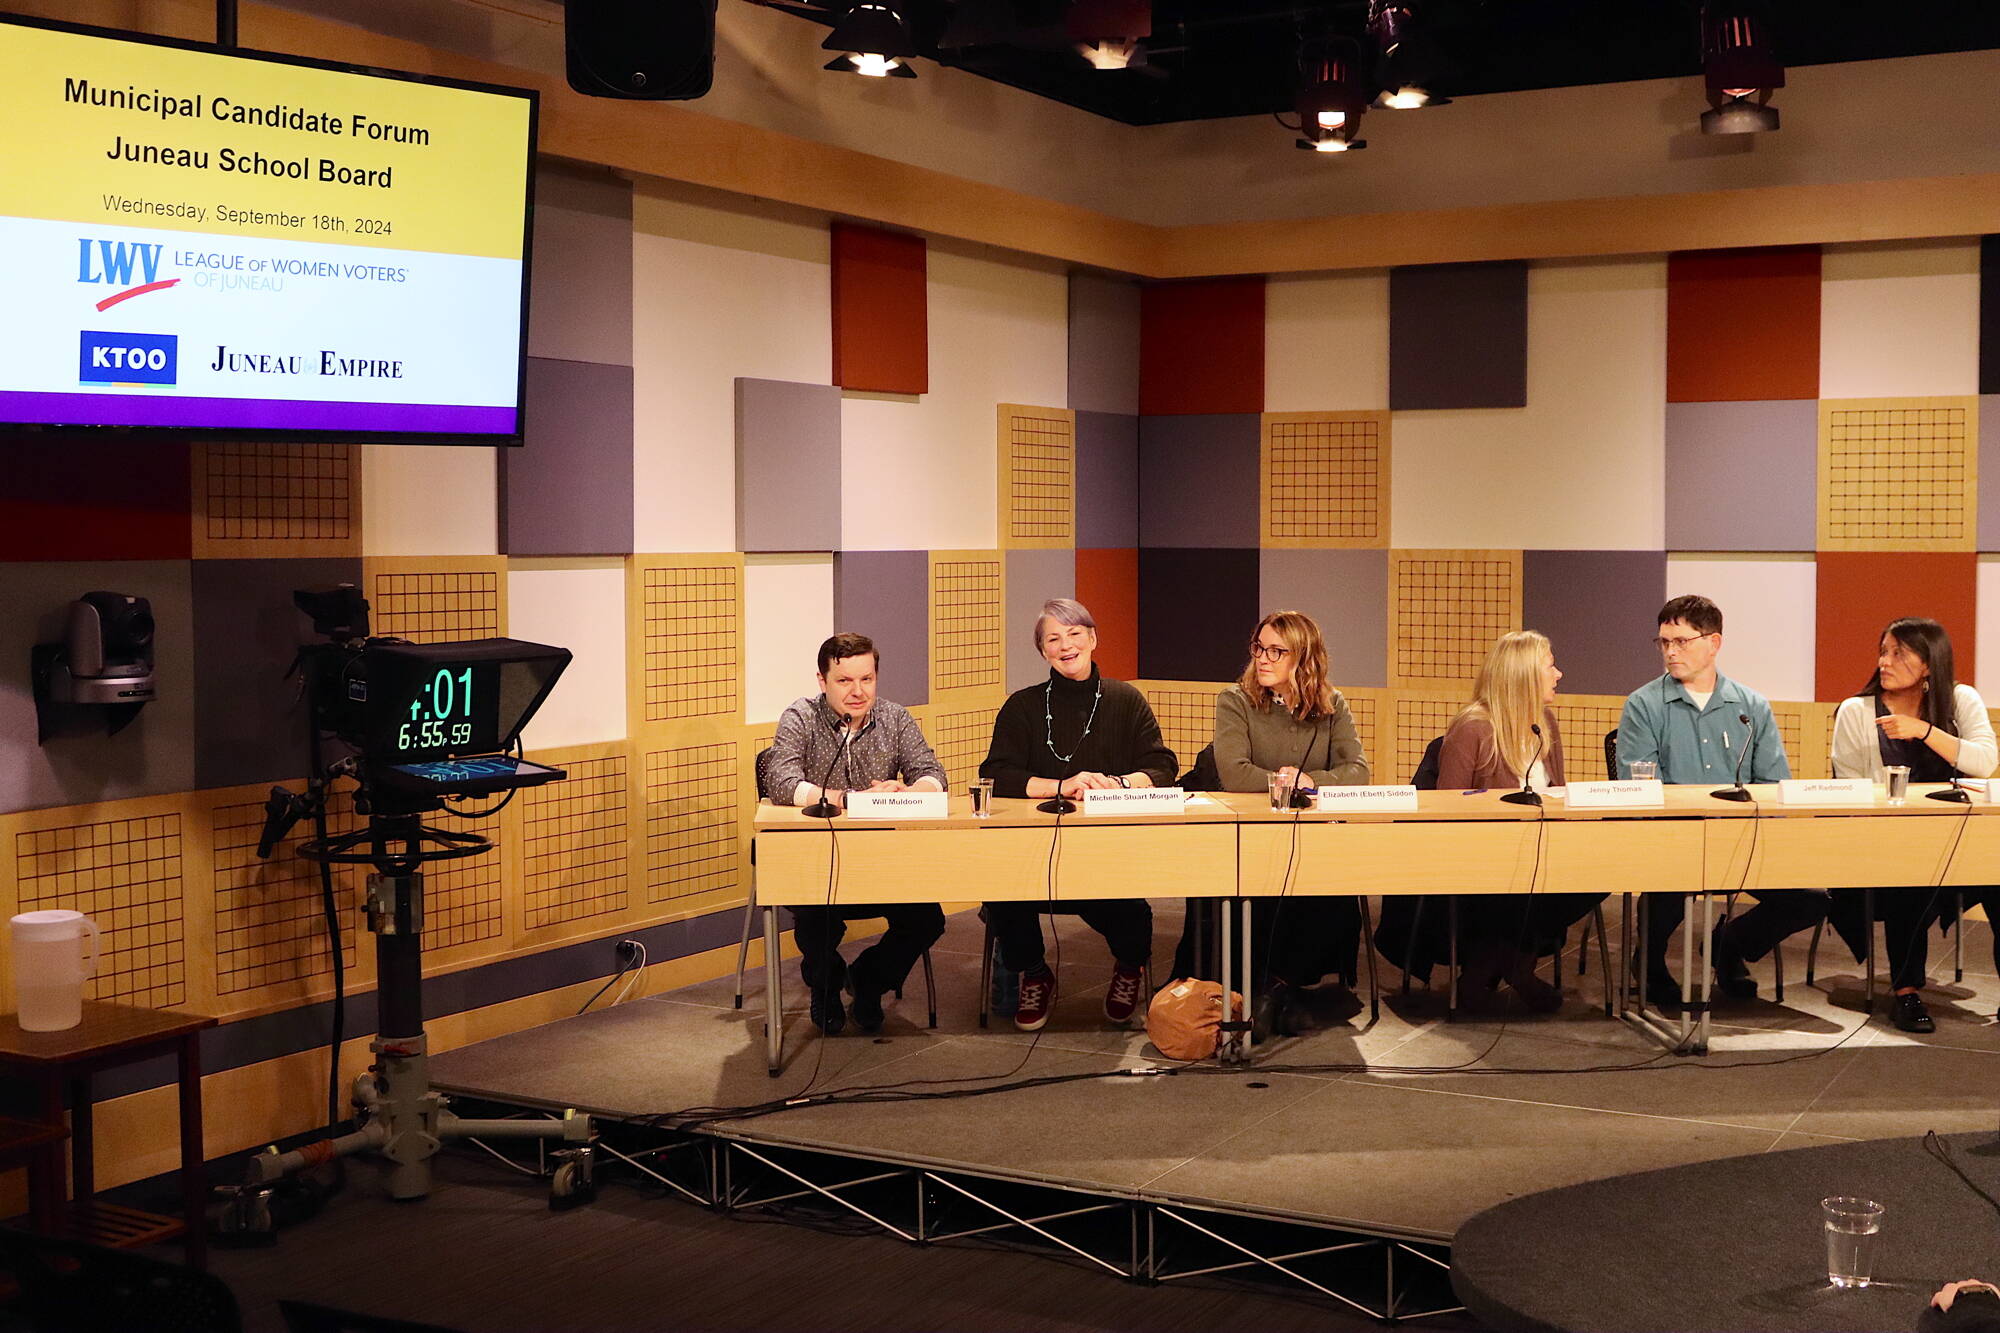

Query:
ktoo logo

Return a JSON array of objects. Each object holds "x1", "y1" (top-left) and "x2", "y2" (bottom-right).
[{"x1": 79, "y1": 331, "x2": 178, "y2": 385}]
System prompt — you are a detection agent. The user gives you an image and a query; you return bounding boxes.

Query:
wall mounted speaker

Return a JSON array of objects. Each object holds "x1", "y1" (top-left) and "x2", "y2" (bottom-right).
[{"x1": 565, "y1": 0, "x2": 719, "y2": 100}]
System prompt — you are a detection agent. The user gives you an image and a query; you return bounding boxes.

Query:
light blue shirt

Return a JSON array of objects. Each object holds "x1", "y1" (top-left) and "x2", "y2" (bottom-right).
[{"x1": 1616, "y1": 672, "x2": 1790, "y2": 785}]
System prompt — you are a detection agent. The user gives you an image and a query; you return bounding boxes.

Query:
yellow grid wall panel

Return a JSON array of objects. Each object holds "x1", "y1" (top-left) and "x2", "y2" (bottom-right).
[
  {"x1": 1775, "y1": 701, "x2": 1834, "y2": 780},
  {"x1": 930, "y1": 553, "x2": 1005, "y2": 696},
  {"x1": 639, "y1": 560, "x2": 741, "y2": 724},
  {"x1": 1551, "y1": 694, "x2": 1628, "y2": 782},
  {"x1": 1389, "y1": 550, "x2": 1523, "y2": 689},
  {"x1": 1261, "y1": 411, "x2": 1391, "y2": 549},
  {"x1": 368, "y1": 568, "x2": 503, "y2": 643},
  {"x1": 422, "y1": 838, "x2": 506, "y2": 953},
  {"x1": 1392, "y1": 691, "x2": 1469, "y2": 787},
  {"x1": 1817, "y1": 397, "x2": 1978, "y2": 551},
  {"x1": 1136, "y1": 681, "x2": 1230, "y2": 778},
  {"x1": 643, "y1": 743, "x2": 741, "y2": 906},
  {"x1": 1331, "y1": 685, "x2": 1387, "y2": 779},
  {"x1": 521, "y1": 755, "x2": 631, "y2": 930},
  {"x1": 927, "y1": 697, "x2": 1004, "y2": 794},
  {"x1": 194, "y1": 442, "x2": 359, "y2": 557},
  {"x1": 15, "y1": 815, "x2": 187, "y2": 1010},
  {"x1": 998, "y1": 404, "x2": 1076, "y2": 549},
  {"x1": 209, "y1": 791, "x2": 361, "y2": 1000}
]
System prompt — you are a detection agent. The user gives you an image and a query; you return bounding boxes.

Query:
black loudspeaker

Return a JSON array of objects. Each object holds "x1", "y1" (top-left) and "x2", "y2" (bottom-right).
[{"x1": 565, "y1": 0, "x2": 719, "y2": 100}]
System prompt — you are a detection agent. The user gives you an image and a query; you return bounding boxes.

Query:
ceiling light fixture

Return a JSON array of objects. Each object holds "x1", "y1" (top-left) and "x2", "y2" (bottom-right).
[
  {"x1": 1367, "y1": 1, "x2": 1449, "y2": 109},
  {"x1": 822, "y1": 2, "x2": 919, "y2": 79},
  {"x1": 1699, "y1": 2, "x2": 1783, "y2": 134},
  {"x1": 1067, "y1": 0, "x2": 1150, "y2": 71},
  {"x1": 1288, "y1": 38, "x2": 1369, "y2": 155}
]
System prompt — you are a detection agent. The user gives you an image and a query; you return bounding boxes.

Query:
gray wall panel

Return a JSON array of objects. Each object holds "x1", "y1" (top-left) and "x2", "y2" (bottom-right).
[
  {"x1": 736, "y1": 378, "x2": 842, "y2": 553},
  {"x1": 1389, "y1": 261, "x2": 1529, "y2": 411},
  {"x1": 1665, "y1": 400, "x2": 1817, "y2": 552},
  {"x1": 1981, "y1": 396, "x2": 2000, "y2": 549},
  {"x1": 504, "y1": 358, "x2": 636, "y2": 556},
  {"x1": 1076, "y1": 410, "x2": 1139, "y2": 549},
  {"x1": 1069, "y1": 273, "x2": 1141, "y2": 416},
  {"x1": 834, "y1": 551, "x2": 929, "y2": 707},
  {"x1": 1138, "y1": 414, "x2": 1260, "y2": 548},
  {"x1": 1258, "y1": 549, "x2": 1390, "y2": 689},
  {"x1": 527, "y1": 160, "x2": 634, "y2": 368},
  {"x1": 1521, "y1": 550, "x2": 1668, "y2": 697},
  {"x1": 1005, "y1": 549, "x2": 1076, "y2": 692}
]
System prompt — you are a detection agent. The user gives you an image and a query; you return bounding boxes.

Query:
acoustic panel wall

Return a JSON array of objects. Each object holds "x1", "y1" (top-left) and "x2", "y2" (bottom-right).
[
  {"x1": 1819, "y1": 241, "x2": 1980, "y2": 400},
  {"x1": 1388, "y1": 549, "x2": 1523, "y2": 690},
  {"x1": 1335, "y1": 685, "x2": 1387, "y2": 778},
  {"x1": 1388, "y1": 261, "x2": 1528, "y2": 411},
  {"x1": 1257, "y1": 549, "x2": 1389, "y2": 689},
  {"x1": 193, "y1": 443, "x2": 359, "y2": 559},
  {"x1": 1005, "y1": 548, "x2": 1076, "y2": 693},
  {"x1": 13, "y1": 807, "x2": 187, "y2": 1010},
  {"x1": 1139, "y1": 278, "x2": 1265, "y2": 417},
  {"x1": 1666, "y1": 246, "x2": 1821, "y2": 403},
  {"x1": 504, "y1": 358, "x2": 636, "y2": 557},
  {"x1": 207, "y1": 783, "x2": 360, "y2": 1003},
  {"x1": 1138, "y1": 414, "x2": 1260, "y2": 549},
  {"x1": 364, "y1": 557, "x2": 507, "y2": 644},
  {"x1": 1521, "y1": 550, "x2": 1667, "y2": 696},
  {"x1": 360, "y1": 444, "x2": 498, "y2": 558},
  {"x1": 743, "y1": 554, "x2": 834, "y2": 724},
  {"x1": 1984, "y1": 237, "x2": 2000, "y2": 397},
  {"x1": 641, "y1": 740, "x2": 741, "y2": 910},
  {"x1": 1976, "y1": 556, "x2": 2000, "y2": 703},
  {"x1": 1134, "y1": 681, "x2": 1229, "y2": 781},
  {"x1": 1075, "y1": 548, "x2": 1139, "y2": 682},
  {"x1": 831, "y1": 223, "x2": 927, "y2": 396},
  {"x1": 518, "y1": 743, "x2": 632, "y2": 933},
  {"x1": 1260, "y1": 411, "x2": 1390, "y2": 549},
  {"x1": 930, "y1": 551, "x2": 1005, "y2": 698},
  {"x1": 1663, "y1": 555, "x2": 1818, "y2": 705},
  {"x1": 511, "y1": 560, "x2": 629, "y2": 751},
  {"x1": 1138, "y1": 548, "x2": 1260, "y2": 683},
  {"x1": 1068, "y1": 272, "x2": 1140, "y2": 416},
  {"x1": 632, "y1": 555, "x2": 744, "y2": 727},
  {"x1": 422, "y1": 822, "x2": 508, "y2": 955},
  {"x1": 998, "y1": 404, "x2": 1076, "y2": 548},
  {"x1": 1075, "y1": 411, "x2": 1139, "y2": 549},
  {"x1": 1815, "y1": 552, "x2": 1977, "y2": 701},
  {"x1": 527, "y1": 160, "x2": 634, "y2": 368},
  {"x1": 833, "y1": 550, "x2": 928, "y2": 708},
  {"x1": 735, "y1": 378, "x2": 841, "y2": 554},
  {"x1": 927, "y1": 696, "x2": 1006, "y2": 795},
  {"x1": 0, "y1": 439, "x2": 190, "y2": 562},
  {"x1": 1664, "y1": 401, "x2": 1818, "y2": 552},
  {"x1": 1392, "y1": 690, "x2": 1469, "y2": 787},
  {"x1": 1980, "y1": 397, "x2": 2000, "y2": 550},
  {"x1": 1265, "y1": 271, "x2": 1389, "y2": 414},
  {"x1": 1817, "y1": 397, "x2": 1977, "y2": 552}
]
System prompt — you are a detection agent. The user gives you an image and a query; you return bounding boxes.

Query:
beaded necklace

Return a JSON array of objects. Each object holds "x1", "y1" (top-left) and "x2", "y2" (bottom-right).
[{"x1": 1044, "y1": 677, "x2": 1103, "y2": 766}]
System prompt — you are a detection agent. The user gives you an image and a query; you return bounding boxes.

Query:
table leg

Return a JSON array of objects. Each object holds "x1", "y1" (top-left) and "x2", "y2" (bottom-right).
[
  {"x1": 1679, "y1": 893, "x2": 1695, "y2": 1050},
  {"x1": 27, "y1": 1075, "x2": 62, "y2": 1232},
  {"x1": 1239, "y1": 898, "x2": 1253, "y2": 1059},
  {"x1": 1219, "y1": 900, "x2": 1236, "y2": 1064},
  {"x1": 68, "y1": 1074, "x2": 93, "y2": 1204},
  {"x1": 177, "y1": 1035, "x2": 206, "y2": 1269},
  {"x1": 764, "y1": 905, "x2": 783, "y2": 1077}
]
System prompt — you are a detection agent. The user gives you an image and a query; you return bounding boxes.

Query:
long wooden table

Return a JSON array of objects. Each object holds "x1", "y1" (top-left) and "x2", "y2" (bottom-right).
[{"x1": 753, "y1": 784, "x2": 2000, "y2": 1068}]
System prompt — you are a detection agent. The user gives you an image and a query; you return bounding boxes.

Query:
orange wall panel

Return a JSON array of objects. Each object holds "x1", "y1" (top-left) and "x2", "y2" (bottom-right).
[
  {"x1": 1076, "y1": 547, "x2": 1139, "y2": 680},
  {"x1": 831, "y1": 223, "x2": 928, "y2": 395},
  {"x1": 1814, "y1": 552, "x2": 1977, "y2": 702},
  {"x1": 1139, "y1": 277, "x2": 1265, "y2": 416},
  {"x1": 1666, "y1": 246, "x2": 1820, "y2": 403}
]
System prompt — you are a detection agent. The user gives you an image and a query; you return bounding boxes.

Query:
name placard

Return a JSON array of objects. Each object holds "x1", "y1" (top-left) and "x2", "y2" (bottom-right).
[
  {"x1": 1777, "y1": 778, "x2": 1874, "y2": 806},
  {"x1": 1564, "y1": 780, "x2": 1665, "y2": 809},
  {"x1": 846, "y1": 790, "x2": 948, "y2": 819},
  {"x1": 1315, "y1": 785, "x2": 1419, "y2": 813},
  {"x1": 1081, "y1": 787, "x2": 1186, "y2": 815}
]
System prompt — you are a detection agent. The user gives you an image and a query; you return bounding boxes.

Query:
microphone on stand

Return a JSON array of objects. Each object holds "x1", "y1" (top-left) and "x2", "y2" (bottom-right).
[
  {"x1": 1711, "y1": 712, "x2": 1755, "y2": 802},
  {"x1": 1283, "y1": 722, "x2": 1324, "y2": 810},
  {"x1": 800, "y1": 709, "x2": 851, "y2": 819},
  {"x1": 1927, "y1": 742, "x2": 1973, "y2": 803},
  {"x1": 1036, "y1": 764, "x2": 1079, "y2": 815},
  {"x1": 1501, "y1": 724, "x2": 1545, "y2": 807}
]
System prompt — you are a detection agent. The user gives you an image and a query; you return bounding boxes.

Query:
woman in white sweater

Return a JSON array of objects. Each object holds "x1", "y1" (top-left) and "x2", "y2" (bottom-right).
[{"x1": 1828, "y1": 617, "x2": 1997, "y2": 1032}]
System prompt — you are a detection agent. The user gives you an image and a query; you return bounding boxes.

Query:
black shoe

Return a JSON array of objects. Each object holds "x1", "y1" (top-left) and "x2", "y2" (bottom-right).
[
  {"x1": 1643, "y1": 970, "x2": 1685, "y2": 1011},
  {"x1": 1253, "y1": 982, "x2": 1301, "y2": 1040},
  {"x1": 849, "y1": 978, "x2": 887, "y2": 1033},
  {"x1": 811, "y1": 985, "x2": 847, "y2": 1036},
  {"x1": 1892, "y1": 992, "x2": 1935, "y2": 1034},
  {"x1": 1711, "y1": 922, "x2": 1759, "y2": 1000}
]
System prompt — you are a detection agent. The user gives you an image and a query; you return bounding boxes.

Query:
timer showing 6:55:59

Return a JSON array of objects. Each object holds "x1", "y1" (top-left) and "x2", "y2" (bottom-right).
[{"x1": 398, "y1": 666, "x2": 477, "y2": 751}]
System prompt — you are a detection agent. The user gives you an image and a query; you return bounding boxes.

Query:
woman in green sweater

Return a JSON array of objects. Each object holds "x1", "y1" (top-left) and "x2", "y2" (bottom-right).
[{"x1": 1213, "y1": 610, "x2": 1371, "y2": 1038}]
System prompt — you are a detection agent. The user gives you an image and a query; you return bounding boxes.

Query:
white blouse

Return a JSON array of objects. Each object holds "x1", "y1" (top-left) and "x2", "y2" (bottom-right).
[{"x1": 1829, "y1": 684, "x2": 1999, "y2": 783}]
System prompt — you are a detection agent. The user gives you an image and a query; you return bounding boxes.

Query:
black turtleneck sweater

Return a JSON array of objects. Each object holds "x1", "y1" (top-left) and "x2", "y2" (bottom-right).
[{"x1": 980, "y1": 667, "x2": 1178, "y2": 798}]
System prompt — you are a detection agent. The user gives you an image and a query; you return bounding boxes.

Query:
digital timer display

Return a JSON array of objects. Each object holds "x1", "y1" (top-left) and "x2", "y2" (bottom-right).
[{"x1": 374, "y1": 660, "x2": 500, "y2": 760}]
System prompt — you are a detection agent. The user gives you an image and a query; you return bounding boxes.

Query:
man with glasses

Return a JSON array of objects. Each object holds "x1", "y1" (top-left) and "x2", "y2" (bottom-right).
[{"x1": 1616, "y1": 594, "x2": 1827, "y2": 1008}]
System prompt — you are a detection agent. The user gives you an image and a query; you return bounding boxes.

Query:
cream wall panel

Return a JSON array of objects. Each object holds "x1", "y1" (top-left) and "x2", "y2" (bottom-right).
[
  {"x1": 360, "y1": 444, "x2": 497, "y2": 556},
  {"x1": 841, "y1": 245, "x2": 1068, "y2": 551},
  {"x1": 744, "y1": 554, "x2": 835, "y2": 725},
  {"x1": 1664, "y1": 554, "x2": 1816, "y2": 704},
  {"x1": 632, "y1": 184, "x2": 832, "y2": 554},
  {"x1": 508, "y1": 560, "x2": 630, "y2": 750},
  {"x1": 1391, "y1": 258, "x2": 1667, "y2": 550},
  {"x1": 1820, "y1": 241, "x2": 1981, "y2": 400},
  {"x1": 1264, "y1": 271, "x2": 1390, "y2": 412},
  {"x1": 1977, "y1": 557, "x2": 2000, "y2": 705}
]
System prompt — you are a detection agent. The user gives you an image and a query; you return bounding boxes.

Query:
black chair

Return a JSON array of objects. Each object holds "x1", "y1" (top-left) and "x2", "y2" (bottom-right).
[
  {"x1": 0, "y1": 1226, "x2": 241, "y2": 1333},
  {"x1": 735, "y1": 745, "x2": 938, "y2": 1028}
]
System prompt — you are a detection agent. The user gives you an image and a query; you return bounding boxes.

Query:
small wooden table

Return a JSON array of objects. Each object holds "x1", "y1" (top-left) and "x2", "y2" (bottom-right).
[{"x1": 0, "y1": 1002, "x2": 216, "y2": 1268}]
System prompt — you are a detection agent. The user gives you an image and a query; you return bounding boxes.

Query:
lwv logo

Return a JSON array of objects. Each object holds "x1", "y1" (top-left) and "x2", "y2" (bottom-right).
[{"x1": 76, "y1": 239, "x2": 179, "y2": 310}]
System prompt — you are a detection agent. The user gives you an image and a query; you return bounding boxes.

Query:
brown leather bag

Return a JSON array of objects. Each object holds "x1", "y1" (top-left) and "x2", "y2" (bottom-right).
[{"x1": 1145, "y1": 978, "x2": 1244, "y2": 1061}]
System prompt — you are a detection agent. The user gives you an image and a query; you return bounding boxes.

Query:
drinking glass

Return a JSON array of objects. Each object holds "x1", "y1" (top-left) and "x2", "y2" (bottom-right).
[
  {"x1": 1629, "y1": 760, "x2": 1657, "y2": 782},
  {"x1": 969, "y1": 778, "x2": 994, "y2": 817},
  {"x1": 1885, "y1": 765, "x2": 1911, "y2": 806},
  {"x1": 1822, "y1": 1196, "x2": 1882, "y2": 1289}
]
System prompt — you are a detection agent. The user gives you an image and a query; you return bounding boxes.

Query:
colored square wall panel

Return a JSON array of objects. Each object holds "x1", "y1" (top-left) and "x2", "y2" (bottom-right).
[
  {"x1": 1522, "y1": 550, "x2": 1666, "y2": 696},
  {"x1": 1258, "y1": 549, "x2": 1388, "y2": 688},
  {"x1": 528, "y1": 161, "x2": 634, "y2": 367},
  {"x1": 192, "y1": 557, "x2": 362, "y2": 789},
  {"x1": 508, "y1": 561, "x2": 629, "y2": 750},
  {"x1": 1006, "y1": 548, "x2": 1075, "y2": 692},
  {"x1": 1817, "y1": 397, "x2": 1976, "y2": 552},
  {"x1": 834, "y1": 550, "x2": 928, "y2": 707},
  {"x1": 1665, "y1": 555, "x2": 1817, "y2": 704},
  {"x1": 1138, "y1": 414, "x2": 1259, "y2": 549},
  {"x1": 1069, "y1": 272, "x2": 1140, "y2": 416},
  {"x1": 744, "y1": 554, "x2": 834, "y2": 723},
  {"x1": 1076, "y1": 411, "x2": 1138, "y2": 549},
  {"x1": 1139, "y1": 278, "x2": 1265, "y2": 416},
  {"x1": 1978, "y1": 395, "x2": 2000, "y2": 549},
  {"x1": 0, "y1": 438, "x2": 191, "y2": 562},
  {"x1": 1815, "y1": 552, "x2": 1976, "y2": 701},
  {"x1": 1266, "y1": 271, "x2": 1389, "y2": 413},
  {"x1": 1389, "y1": 262, "x2": 1528, "y2": 411},
  {"x1": 1664, "y1": 400, "x2": 1817, "y2": 551},
  {"x1": 1976, "y1": 556, "x2": 2000, "y2": 703},
  {"x1": 1666, "y1": 247, "x2": 1820, "y2": 403},
  {"x1": 1139, "y1": 548, "x2": 1260, "y2": 683},
  {"x1": 1983, "y1": 237, "x2": 2000, "y2": 396},
  {"x1": 1820, "y1": 241, "x2": 1979, "y2": 400},
  {"x1": 502, "y1": 358, "x2": 635, "y2": 557},
  {"x1": 1075, "y1": 548, "x2": 1138, "y2": 682},
  {"x1": 735, "y1": 378, "x2": 841, "y2": 553},
  {"x1": 0, "y1": 560, "x2": 195, "y2": 815},
  {"x1": 831, "y1": 224, "x2": 927, "y2": 396}
]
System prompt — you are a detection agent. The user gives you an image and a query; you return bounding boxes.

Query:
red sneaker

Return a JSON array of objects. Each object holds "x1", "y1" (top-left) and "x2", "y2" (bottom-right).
[
  {"x1": 1104, "y1": 962, "x2": 1146, "y2": 1024},
  {"x1": 1015, "y1": 966, "x2": 1056, "y2": 1032}
]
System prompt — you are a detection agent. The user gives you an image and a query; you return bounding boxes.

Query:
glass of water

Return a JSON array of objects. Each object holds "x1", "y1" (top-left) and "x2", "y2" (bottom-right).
[
  {"x1": 969, "y1": 778, "x2": 994, "y2": 817},
  {"x1": 1885, "y1": 765, "x2": 1911, "y2": 806},
  {"x1": 1822, "y1": 1196, "x2": 1882, "y2": 1289},
  {"x1": 1629, "y1": 760, "x2": 1657, "y2": 782}
]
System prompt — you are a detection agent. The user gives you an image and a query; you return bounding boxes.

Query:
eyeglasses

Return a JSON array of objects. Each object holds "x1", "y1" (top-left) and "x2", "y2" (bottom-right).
[
  {"x1": 1652, "y1": 633, "x2": 1716, "y2": 653},
  {"x1": 1248, "y1": 643, "x2": 1292, "y2": 661}
]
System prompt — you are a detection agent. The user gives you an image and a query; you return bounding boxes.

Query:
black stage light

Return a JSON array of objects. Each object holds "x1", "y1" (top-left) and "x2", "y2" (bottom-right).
[
  {"x1": 1701, "y1": 1, "x2": 1783, "y2": 134},
  {"x1": 824, "y1": 2, "x2": 920, "y2": 78},
  {"x1": 1368, "y1": 1, "x2": 1450, "y2": 109}
]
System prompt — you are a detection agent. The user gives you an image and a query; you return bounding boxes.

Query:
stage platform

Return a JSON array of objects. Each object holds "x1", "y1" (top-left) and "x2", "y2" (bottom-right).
[{"x1": 429, "y1": 905, "x2": 2000, "y2": 1313}]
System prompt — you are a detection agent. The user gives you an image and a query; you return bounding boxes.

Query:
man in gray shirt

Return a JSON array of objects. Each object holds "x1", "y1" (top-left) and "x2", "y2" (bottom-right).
[{"x1": 765, "y1": 632, "x2": 947, "y2": 1035}]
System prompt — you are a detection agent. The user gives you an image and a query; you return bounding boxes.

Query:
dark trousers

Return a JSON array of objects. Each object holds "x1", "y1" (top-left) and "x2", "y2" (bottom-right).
[
  {"x1": 1644, "y1": 889, "x2": 1828, "y2": 973},
  {"x1": 986, "y1": 899, "x2": 1151, "y2": 974},
  {"x1": 1171, "y1": 898, "x2": 1359, "y2": 992},
  {"x1": 1459, "y1": 893, "x2": 1605, "y2": 955},
  {"x1": 792, "y1": 903, "x2": 945, "y2": 995},
  {"x1": 1830, "y1": 888, "x2": 1955, "y2": 991}
]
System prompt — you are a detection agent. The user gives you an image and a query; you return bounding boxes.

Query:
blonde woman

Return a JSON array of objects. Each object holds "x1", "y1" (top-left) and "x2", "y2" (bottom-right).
[
  {"x1": 1435, "y1": 630, "x2": 1601, "y2": 1013},
  {"x1": 1211, "y1": 611, "x2": 1370, "y2": 1038}
]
